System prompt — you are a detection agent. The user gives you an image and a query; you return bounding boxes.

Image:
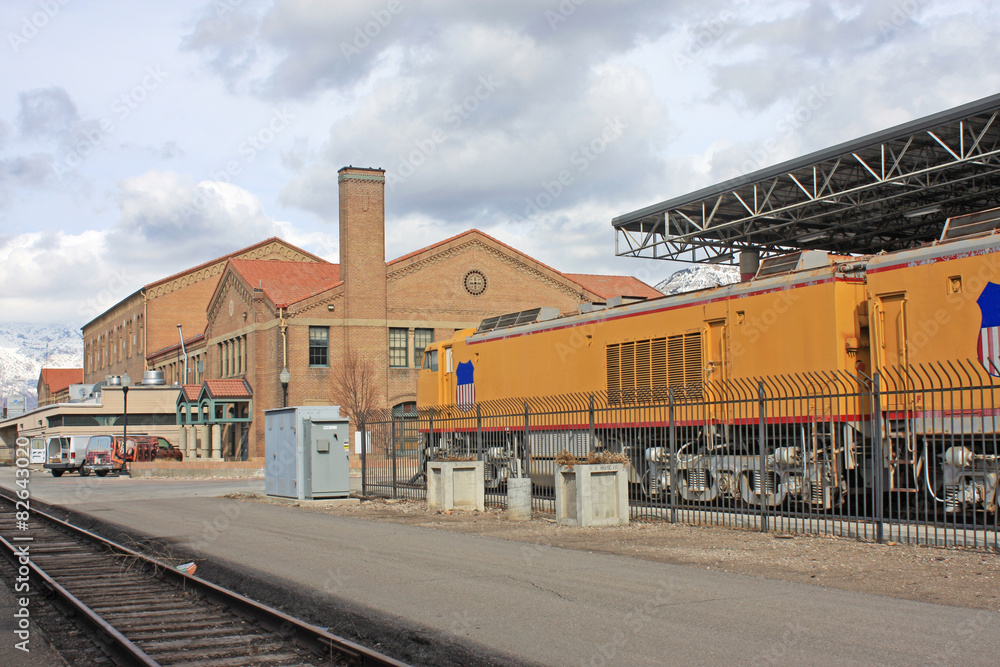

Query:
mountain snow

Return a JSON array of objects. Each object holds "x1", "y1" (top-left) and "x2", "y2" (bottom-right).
[
  {"x1": 0, "y1": 323, "x2": 83, "y2": 411},
  {"x1": 654, "y1": 264, "x2": 741, "y2": 295}
]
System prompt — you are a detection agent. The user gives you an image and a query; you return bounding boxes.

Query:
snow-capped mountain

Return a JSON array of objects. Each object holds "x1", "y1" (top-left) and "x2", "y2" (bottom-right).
[
  {"x1": 0, "y1": 323, "x2": 83, "y2": 411},
  {"x1": 655, "y1": 264, "x2": 741, "y2": 295}
]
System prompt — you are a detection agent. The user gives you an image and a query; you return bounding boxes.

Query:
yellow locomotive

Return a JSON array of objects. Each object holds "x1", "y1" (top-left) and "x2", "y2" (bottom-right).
[{"x1": 417, "y1": 210, "x2": 1000, "y2": 513}]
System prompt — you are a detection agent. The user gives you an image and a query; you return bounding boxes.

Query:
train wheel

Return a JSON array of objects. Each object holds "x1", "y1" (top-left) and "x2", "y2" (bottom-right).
[
  {"x1": 738, "y1": 470, "x2": 786, "y2": 507},
  {"x1": 677, "y1": 468, "x2": 719, "y2": 502}
]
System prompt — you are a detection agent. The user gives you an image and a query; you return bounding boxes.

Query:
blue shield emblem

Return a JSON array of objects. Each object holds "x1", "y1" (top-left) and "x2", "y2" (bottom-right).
[
  {"x1": 456, "y1": 361, "x2": 475, "y2": 412},
  {"x1": 976, "y1": 282, "x2": 1000, "y2": 376}
]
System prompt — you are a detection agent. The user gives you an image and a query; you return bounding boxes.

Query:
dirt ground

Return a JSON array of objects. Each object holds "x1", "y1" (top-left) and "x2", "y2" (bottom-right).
[{"x1": 228, "y1": 493, "x2": 1000, "y2": 613}]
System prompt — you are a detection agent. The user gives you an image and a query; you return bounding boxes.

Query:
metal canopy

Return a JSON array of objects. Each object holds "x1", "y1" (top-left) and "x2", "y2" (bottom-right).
[{"x1": 614, "y1": 92, "x2": 1000, "y2": 264}]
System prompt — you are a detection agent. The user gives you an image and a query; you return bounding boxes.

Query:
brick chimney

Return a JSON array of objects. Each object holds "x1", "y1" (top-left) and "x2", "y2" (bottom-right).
[{"x1": 338, "y1": 166, "x2": 387, "y2": 321}]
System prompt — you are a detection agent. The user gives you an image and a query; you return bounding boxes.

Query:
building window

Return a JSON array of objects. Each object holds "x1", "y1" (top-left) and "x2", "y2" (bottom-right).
[
  {"x1": 413, "y1": 328, "x2": 433, "y2": 368},
  {"x1": 389, "y1": 328, "x2": 408, "y2": 367},
  {"x1": 309, "y1": 327, "x2": 329, "y2": 366},
  {"x1": 393, "y1": 401, "x2": 419, "y2": 451}
]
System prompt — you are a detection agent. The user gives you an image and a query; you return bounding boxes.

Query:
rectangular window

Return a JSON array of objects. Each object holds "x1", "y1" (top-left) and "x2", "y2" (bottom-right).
[
  {"x1": 309, "y1": 327, "x2": 329, "y2": 366},
  {"x1": 413, "y1": 328, "x2": 433, "y2": 368},
  {"x1": 389, "y1": 328, "x2": 408, "y2": 367},
  {"x1": 422, "y1": 349, "x2": 439, "y2": 371}
]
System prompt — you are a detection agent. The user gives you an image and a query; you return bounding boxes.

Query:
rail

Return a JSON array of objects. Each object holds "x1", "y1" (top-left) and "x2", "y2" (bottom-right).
[{"x1": 0, "y1": 490, "x2": 411, "y2": 666}]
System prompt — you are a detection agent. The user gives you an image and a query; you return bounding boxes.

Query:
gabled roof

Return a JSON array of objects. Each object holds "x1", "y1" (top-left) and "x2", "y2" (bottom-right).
[
  {"x1": 180, "y1": 384, "x2": 201, "y2": 401},
  {"x1": 83, "y1": 237, "x2": 329, "y2": 330},
  {"x1": 202, "y1": 379, "x2": 253, "y2": 399},
  {"x1": 389, "y1": 228, "x2": 558, "y2": 271},
  {"x1": 227, "y1": 259, "x2": 342, "y2": 308},
  {"x1": 563, "y1": 274, "x2": 662, "y2": 300},
  {"x1": 38, "y1": 368, "x2": 83, "y2": 394},
  {"x1": 147, "y1": 237, "x2": 326, "y2": 290},
  {"x1": 388, "y1": 228, "x2": 657, "y2": 300}
]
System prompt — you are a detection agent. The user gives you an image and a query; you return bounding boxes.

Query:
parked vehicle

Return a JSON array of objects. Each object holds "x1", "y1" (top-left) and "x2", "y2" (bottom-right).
[
  {"x1": 82, "y1": 435, "x2": 116, "y2": 477},
  {"x1": 112, "y1": 435, "x2": 183, "y2": 472},
  {"x1": 43, "y1": 436, "x2": 91, "y2": 477}
]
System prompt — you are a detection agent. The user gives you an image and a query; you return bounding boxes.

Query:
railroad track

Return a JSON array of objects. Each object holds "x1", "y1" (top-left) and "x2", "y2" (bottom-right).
[{"x1": 0, "y1": 492, "x2": 409, "y2": 667}]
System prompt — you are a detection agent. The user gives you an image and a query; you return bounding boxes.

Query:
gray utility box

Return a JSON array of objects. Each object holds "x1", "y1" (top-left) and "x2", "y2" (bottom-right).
[{"x1": 264, "y1": 406, "x2": 350, "y2": 500}]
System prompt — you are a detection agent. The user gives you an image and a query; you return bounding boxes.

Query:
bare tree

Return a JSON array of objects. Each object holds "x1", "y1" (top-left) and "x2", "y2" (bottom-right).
[{"x1": 331, "y1": 346, "x2": 379, "y2": 422}]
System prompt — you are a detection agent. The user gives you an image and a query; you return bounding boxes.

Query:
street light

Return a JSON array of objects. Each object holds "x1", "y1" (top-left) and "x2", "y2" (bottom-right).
[
  {"x1": 122, "y1": 385, "x2": 129, "y2": 474},
  {"x1": 279, "y1": 367, "x2": 290, "y2": 408}
]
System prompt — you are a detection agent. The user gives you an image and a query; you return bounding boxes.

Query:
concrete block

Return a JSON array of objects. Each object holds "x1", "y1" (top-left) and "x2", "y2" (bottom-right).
[
  {"x1": 555, "y1": 463, "x2": 629, "y2": 527},
  {"x1": 427, "y1": 461, "x2": 485, "y2": 512},
  {"x1": 506, "y1": 476, "x2": 532, "y2": 521}
]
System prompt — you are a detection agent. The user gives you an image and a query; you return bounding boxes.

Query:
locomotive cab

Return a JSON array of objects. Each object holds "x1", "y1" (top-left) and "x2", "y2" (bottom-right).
[{"x1": 416, "y1": 329, "x2": 475, "y2": 408}]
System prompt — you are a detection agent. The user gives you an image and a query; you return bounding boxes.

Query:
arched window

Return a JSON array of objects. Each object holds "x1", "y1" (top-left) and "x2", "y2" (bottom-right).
[{"x1": 392, "y1": 401, "x2": 419, "y2": 452}]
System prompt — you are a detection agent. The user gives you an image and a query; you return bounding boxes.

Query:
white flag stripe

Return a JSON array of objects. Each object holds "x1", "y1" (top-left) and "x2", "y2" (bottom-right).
[
  {"x1": 457, "y1": 384, "x2": 475, "y2": 411},
  {"x1": 981, "y1": 326, "x2": 1000, "y2": 376},
  {"x1": 993, "y1": 327, "x2": 1000, "y2": 371}
]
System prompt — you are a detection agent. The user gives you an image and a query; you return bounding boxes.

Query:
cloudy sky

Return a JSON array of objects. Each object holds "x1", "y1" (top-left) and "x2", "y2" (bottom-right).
[{"x1": 2, "y1": 0, "x2": 1000, "y2": 326}]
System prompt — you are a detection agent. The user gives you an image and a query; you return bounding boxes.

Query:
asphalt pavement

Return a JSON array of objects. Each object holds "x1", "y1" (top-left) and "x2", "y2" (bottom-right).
[{"x1": 1, "y1": 467, "x2": 997, "y2": 666}]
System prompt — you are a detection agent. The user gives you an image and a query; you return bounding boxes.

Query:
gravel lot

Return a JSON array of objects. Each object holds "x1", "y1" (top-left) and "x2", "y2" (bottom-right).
[{"x1": 229, "y1": 493, "x2": 1000, "y2": 612}]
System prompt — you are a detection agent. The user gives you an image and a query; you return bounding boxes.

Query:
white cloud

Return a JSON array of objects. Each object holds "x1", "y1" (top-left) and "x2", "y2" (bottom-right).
[
  {"x1": 0, "y1": 171, "x2": 285, "y2": 325},
  {"x1": 107, "y1": 170, "x2": 281, "y2": 261},
  {"x1": 17, "y1": 87, "x2": 79, "y2": 139},
  {"x1": 4, "y1": 0, "x2": 1000, "y2": 329}
]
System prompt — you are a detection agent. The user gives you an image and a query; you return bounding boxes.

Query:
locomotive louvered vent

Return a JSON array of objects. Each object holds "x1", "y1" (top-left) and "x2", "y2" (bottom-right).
[
  {"x1": 940, "y1": 207, "x2": 1000, "y2": 242},
  {"x1": 756, "y1": 252, "x2": 802, "y2": 278},
  {"x1": 606, "y1": 333, "x2": 702, "y2": 404},
  {"x1": 476, "y1": 307, "x2": 560, "y2": 334}
]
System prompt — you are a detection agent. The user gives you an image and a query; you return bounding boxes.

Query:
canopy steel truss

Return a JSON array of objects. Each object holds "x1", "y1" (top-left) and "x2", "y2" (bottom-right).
[{"x1": 614, "y1": 93, "x2": 1000, "y2": 264}]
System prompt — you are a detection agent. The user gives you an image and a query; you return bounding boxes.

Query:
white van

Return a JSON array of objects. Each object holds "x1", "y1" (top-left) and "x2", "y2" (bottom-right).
[{"x1": 43, "y1": 436, "x2": 91, "y2": 477}]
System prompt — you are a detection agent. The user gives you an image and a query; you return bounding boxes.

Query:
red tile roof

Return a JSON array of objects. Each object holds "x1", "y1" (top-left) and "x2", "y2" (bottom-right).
[
  {"x1": 561, "y1": 274, "x2": 662, "y2": 300},
  {"x1": 203, "y1": 379, "x2": 253, "y2": 399},
  {"x1": 39, "y1": 368, "x2": 83, "y2": 394},
  {"x1": 228, "y1": 259, "x2": 341, "y2": 308},
  {"x1": 181, "y1": 384, "x2": 201, "y2": 401},
  {"x1": 146, "y1": 237, "x2": 327, "y2": 291}
]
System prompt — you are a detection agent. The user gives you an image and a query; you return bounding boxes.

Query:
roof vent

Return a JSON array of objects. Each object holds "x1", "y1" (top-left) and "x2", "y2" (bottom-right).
[
  {"x1": 940, "y1": 207, "x2": 1000, "y2": 242},
  {"x1": 755, "y1": 250, "x2": 832, "y2": 278},
  {"x1": 142, "y1": 370, "x2": 166, "y2": 386},
  {"x1": 475, "y1": 307, "x2": 560, "y2": 334}
]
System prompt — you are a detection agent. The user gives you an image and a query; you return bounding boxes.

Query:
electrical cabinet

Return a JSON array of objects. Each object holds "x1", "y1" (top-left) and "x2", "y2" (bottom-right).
[{"x1": 264, "y1": 406, "x2": 350, "y2": 499}]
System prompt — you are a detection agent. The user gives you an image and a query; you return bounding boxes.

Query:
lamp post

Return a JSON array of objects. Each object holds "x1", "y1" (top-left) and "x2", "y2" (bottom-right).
[
  {"x1": 122, "y1": 385, "x2": 129, "y2": 473},
  {"x1": 279, "y1": 367, "x2": 290, "y2": 408}
]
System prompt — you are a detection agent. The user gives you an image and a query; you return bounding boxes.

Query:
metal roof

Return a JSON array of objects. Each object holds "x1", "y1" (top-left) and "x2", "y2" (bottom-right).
[{"x1": 613, "y1": 92, "x2": 1000, "y2": 264}]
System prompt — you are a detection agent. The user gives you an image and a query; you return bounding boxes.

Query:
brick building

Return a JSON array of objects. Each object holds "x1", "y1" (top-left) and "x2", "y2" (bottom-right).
[
  {"x1": 37, "y1": 368, "x2": 83, "y2": 406},
  {"x1": 84, "y1": 166, "x2": 661, "y2": 460},
  {"x1": 81, "y1": 239, "x2": 324, "y2": 386}
]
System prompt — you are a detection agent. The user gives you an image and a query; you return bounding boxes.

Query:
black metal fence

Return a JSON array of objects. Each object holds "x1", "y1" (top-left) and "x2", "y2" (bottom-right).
[{"x1": 360, "y1": 360, "x2": 1000, "y2": 551}]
